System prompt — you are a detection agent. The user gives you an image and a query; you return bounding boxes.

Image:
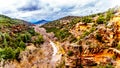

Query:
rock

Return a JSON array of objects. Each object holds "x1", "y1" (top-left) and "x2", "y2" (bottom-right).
[{"x1": 82, "y1": 58, "x2": 97, "y2": 66}]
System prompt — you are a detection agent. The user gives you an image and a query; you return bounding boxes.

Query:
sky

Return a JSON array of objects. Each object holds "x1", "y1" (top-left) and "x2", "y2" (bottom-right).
[{"x1": 0, "y1": 0, "x2": 119, "y2": 22}]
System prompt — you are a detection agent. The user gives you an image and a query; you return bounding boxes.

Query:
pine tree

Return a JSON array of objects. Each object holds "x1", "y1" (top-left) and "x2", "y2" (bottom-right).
[{"x1": 19, "y1": 41, "x2": 26, "y2": 50}]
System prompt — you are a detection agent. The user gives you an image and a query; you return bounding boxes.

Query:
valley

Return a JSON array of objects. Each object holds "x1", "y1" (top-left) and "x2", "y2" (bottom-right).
[{"x1": 1, "y1": 8, "x2": 120, "y2": 68}]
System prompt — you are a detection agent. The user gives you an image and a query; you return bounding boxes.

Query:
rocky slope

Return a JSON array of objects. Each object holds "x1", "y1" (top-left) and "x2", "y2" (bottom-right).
[
  {"x1": 42, "y1": 8, "x2": 120, "y2": 68},
  {"x1": 1, "y1": 7, "x2": 120, "y2": 68},
  {"x1": 0, "y1": 15, "x2": 56, "y2": 68}
]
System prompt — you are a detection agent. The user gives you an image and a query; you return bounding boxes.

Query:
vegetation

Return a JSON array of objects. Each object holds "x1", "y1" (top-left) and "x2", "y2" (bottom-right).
[
  {"x1": 96, "y1": 15, "x2": 106, "y2": 24},
  {"x1": 0, "y1": 15, "x2": 44, "y2": 60},
  {"x1": 80, "y1": 27, "x2": 96, "y2": 39},
  {"x1": 41, "y1": 8, "x2": 117, "y2": 68},
  {"x1": 33, "y1": 34, "x2": 44, "y2": 45},
  {"x1": 45, "y1": 27, "x2": 73, "y2": 41},
  {"x1": 81, "y1": 16, "x2": 93, "y2": 23},
  {"x1": 98, "y1": 63, "x2": 114, "y2": 68},
  {"x1": 96, "y1": 33, "x2": 103, "y2": 42},
  {"x1": 67, "y1": 50, "x2": 73, "y2": 56},
  {"x1": 42, "y1": 9, "x2": 114, "y2": 43},
  {"x1": 106, "y1": 9, "x2": 114, "y2": 21}
]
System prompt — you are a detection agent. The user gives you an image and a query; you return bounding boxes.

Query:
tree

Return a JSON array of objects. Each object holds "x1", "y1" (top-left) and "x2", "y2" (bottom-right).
[
  {"x1": 3, "y1": 34, "x2": 8, "y2": 46},
  {"x1": 0, "y1": 47, "x2": 15, "y2": 59},
  {"x1": 96, "y1": 15, "x2": 106, "y2": 24},
  {"x1": 28, "y1": 28, "x2": 36, "y2": 36},
  {"x1": 96, "y1": 33, "x2": 103, "y2": 42},
  {"x1": 82, "y1": 16, "x2": 93, "y2": 23},
  {"x1": 25, "y1": 32, "x2": 32, "y2": 42},
  {"x1": 56, "y1": 29, "x2": 71, "y2": 41},
  {"x1": 20, "y1": 33, "x2": 29, "y2": 43},
  {"x1": 19, "y1": 41, "x2": 26, "y2": 49},
  {"x1": 67, "y1": 50, "x2": 73, "y2": 56},
  {"x1": 4, "y1": 33, "x2": 11, "y2": 41},
  {"x1": 106, "y1": 9, "x2": 114, "y2": 21},
  {"x1": 33, "y1": 35, "x2": 44, "y2": 45},
  {"x1": 0, "y1": 33, "x2": 3, "y2": 41}
]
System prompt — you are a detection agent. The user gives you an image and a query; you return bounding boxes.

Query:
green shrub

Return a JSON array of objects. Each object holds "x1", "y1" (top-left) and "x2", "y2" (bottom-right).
[
  {"x1": 3, "y1": 35, "x2": 8, "y2": 46},
  {"x1": 46, "y1": 27, "x2": 60, "y2": 33},
  {"x1": 37, "y1": 35, "x2": 44, "y2": 44},
  {"x1": 33, "y1": 35, "x2": 44, "y2": 45},
  {"x1": 106, "y1": 9, "x2": 114, "y2": 21},
  {"x1": 28, "y1": 28, "x2": 36, "y2": 36},
  {"x1": 96, "y1": 33, "x2": 102, "y2": 42},
  {"x1": 80, "y1": 27, "x2": 96, "y2": 39},
  {"x1": 56, "y1": 29, "x2": 71, "y2": 41},
  {"x1": 19, "y1": 41, "x2": 26, "y2": 50},
  {"x1": 4, "y1": 33, "x2": 11, "y2": 41},
  {"x1": 117, "y1": 42, "x2": 120, "y2": 49},
  {"x1": 20, "y1": 33, "x2": 31, "y2": 43},
  {"x1": 112, "y1": 55, "x2": 117, "y2": 60},
  {"x1": 82, "y1": 16, "x2": 93, "y2": 23},
  {"x1": 67, "y1": 51, "x2": 73, "y2": 56},
  {"x1": 0, "y1": 47, "x2": 22, "y2": 60},
  {"x1": 96, "y1": 16, "x2": 106, "y2": 24},
  {"x1": 0, "y1": 47, "x2": 14, "y2": 59}
]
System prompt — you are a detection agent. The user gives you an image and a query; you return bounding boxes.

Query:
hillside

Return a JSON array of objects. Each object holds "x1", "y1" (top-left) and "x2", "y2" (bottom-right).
[
  {"x1": 42, "y1": 8, "x2": 115, "y2": 43},
  {"x1": 0, "y1": 15, "x2": 52, "y2": 67},
  {"x1": 41, "y1": 8, "x2": 120, "y2": 68},
  {"x1": 1, "y1": 8, "x2": 120, "y2": 68}
]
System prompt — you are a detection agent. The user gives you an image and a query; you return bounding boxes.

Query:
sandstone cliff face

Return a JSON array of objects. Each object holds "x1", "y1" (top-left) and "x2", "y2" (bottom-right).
[{"x1": 61, "y1": 9, "x2": 120, "y2": 68}]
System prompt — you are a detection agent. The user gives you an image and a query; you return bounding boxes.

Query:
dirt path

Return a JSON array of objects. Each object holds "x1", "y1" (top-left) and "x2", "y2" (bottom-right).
[{"x1": 33, "y1": 25, "x2": 62, "y2": 67}]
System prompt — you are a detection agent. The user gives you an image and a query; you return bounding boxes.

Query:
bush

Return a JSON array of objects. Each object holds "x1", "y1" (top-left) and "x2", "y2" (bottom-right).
[
  {"x1": 0, "y1": 47, "x2": 14, "y2": 59},
  {"x1": 56, "y1": 29, "x2": 71, "y2": 41},
  {"x1": 25, "y1": 32, "x2": 32, "y2": 42},
  {"x1": 37, "y1": 35, "x2": 44, "y2": 44},
  {"x1": 20, "y1": 33, "x2": 31, "y2": 43},
  {"x1": 0, "y1": 47, "x2": 21, "y2": 60},
  {"x1": 33, "y1": 35, "x2": 44, "y2": 45},
  {"x1": 28, "y1": 28, "x2": 36, "y2": 36},
  {"x1": 70, "y1": 36, "x2": 77, "y2": 43},
  {"x1": 3, "y1": 35, "x2": 8, "y2": 46},
  {"x1": 117, "y1": 42, "x2": 120, "y2": 49},
  {"x1": 82, "y1": 16, "x2": 93, "y2": 23},
  {"x1": 80, "y1": 27, "x2": 96, "y2": 39},
  {"x1": 106, "y1": 9, "x2": 114, "y2": 21},
  {"x1": 96, "y1": 16, "x2": 106, "y2": 24},
  {"x1": 46, "y1": 27, "x2": 60, "y2": 33},
  {"x1": 19, "y1": 41, "x2": 26, "y2": 50},
  {"x1": 96, "y1": 33, "x2": 103, "y2": 42},
  {"x1": 4, "y1": 33, "x2": 11, "y2": 41},
  {"x1": 67, "y1": 51, "x2": 73, "y2": 56}
]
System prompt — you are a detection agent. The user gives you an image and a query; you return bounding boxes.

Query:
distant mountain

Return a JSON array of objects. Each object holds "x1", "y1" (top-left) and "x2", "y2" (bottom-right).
[{"x1": 33, "y1": 20, "x2": 50, "y2": 24}]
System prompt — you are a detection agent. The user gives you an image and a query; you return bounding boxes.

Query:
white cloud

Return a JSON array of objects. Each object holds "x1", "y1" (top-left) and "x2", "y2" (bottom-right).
[{"x1": 0, "y1": 0, "x2": 119, "y2": 22}]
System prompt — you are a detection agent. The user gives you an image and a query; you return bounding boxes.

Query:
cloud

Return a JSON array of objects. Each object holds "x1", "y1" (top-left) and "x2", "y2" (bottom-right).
[
  {"x1": 18, "y1": 0, "x2": 40, "y2": 11},
  {"x1": 0, "y1": 0, "x2": 119, "y2": 22}
]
